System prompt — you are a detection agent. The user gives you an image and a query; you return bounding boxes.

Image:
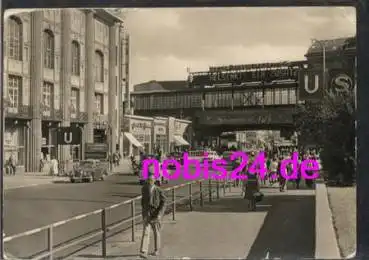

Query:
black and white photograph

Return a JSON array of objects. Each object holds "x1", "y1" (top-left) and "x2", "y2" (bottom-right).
[{"x1": 3, "y1": 7, "x2": 356, "y2": 259}]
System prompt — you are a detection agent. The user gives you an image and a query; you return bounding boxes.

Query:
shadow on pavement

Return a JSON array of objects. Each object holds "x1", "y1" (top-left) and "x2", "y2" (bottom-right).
[
  {"x1": 77, "y1": 254, "x2": 140, "y2": 258},
  {"x1": 173, "y1": 191, "x2": 316, "y2": 259},
  {"x1": 114, "y1": 173, "x2": 137, "y2": 177},
  {"x1": 115, "y1": 181, "x2": 141, "y2": 186},
  {"x1": 52, "y1": 180, "x2": 72, "y2": 184},
  {"x1": 188, "y1": 195, "x2": 269, "y2": 213},
  {"x1": 245, "y1": 194, "x2": 315, "y2": 260},
  {"x1": 110, "y1": 193, "x2": 140, "y2": 199}
]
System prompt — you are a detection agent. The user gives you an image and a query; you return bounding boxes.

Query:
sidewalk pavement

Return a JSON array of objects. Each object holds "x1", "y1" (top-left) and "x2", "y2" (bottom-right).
[
  {"x1": 69, "y1": 183, "x2": 339, "y2": 260},
  {"x1": 315, "y1": 183, "x2": 341, "y2": 259},
  {"x1": 4, "y1": 160, "x2": 131, "y2": 191},
  {"x1": 71, "y1": 188, "x2": 267, "y2": 260}
]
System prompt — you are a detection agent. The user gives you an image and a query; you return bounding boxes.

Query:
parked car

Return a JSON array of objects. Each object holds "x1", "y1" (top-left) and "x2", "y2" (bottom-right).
[{"x1": 70, "y1": 159, "x2": 109, "y2": 183}]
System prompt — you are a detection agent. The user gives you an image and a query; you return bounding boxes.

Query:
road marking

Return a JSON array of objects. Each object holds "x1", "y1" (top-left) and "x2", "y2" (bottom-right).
[{"x1": 5, "y1": 183, "x2": 41, "y2": 191}]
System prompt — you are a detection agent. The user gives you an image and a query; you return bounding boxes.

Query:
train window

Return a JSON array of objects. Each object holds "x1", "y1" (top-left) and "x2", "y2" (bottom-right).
[
  {"x1": 274, "y1": 89, "x2": 282, "y2": 105},
  {"x1": 288, "y1": 88, "x2": 297, "y2": 104},
  {"x1": 264, "y1": 89, "x2": 274, "y2": 105},
  {"x1": 281, "y1": 88, "x2": 289, "y2": 104}
]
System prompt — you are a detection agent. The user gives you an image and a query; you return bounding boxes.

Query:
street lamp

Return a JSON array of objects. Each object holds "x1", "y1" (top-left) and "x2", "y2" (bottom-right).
[{"x1": 311, "y1": 38, "x2": 326, "y2": 93}]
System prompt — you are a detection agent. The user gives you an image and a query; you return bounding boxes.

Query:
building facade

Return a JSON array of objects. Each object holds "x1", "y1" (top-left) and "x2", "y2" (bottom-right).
[
  {"x1": 3, "y1": 9, "x2": 126, "y2": 172},
  {"x1": 122, "y1": 115, "x2": 191, "y2": 156}
]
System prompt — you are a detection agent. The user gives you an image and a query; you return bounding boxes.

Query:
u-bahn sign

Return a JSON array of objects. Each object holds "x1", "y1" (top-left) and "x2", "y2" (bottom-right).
[
  {"x1": 299, "y1": 69, "x2": 324, "y2": 101},
  {"x1": 57, "y1": 127, "x2": 82, "y2": 145}
]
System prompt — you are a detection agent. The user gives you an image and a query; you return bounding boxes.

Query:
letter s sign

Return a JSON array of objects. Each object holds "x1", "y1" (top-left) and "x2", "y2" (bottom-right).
[{"x1": 331, "y1": 74, "x2": 353, "y2": 94}]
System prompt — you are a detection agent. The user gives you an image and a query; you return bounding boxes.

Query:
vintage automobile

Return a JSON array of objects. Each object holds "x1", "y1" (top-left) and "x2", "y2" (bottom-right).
[{"x1": 70, "y1": 159, "x2": 109, "y2": 183}]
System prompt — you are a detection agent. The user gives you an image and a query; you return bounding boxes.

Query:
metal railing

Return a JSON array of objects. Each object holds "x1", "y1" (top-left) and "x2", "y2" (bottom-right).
[{"x1": 4, "y1": 178, "x2": 237, "y2": 260}]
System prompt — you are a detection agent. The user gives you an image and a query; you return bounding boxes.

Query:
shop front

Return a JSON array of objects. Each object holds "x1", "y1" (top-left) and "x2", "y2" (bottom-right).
[
  {"x1": 153, "y1": 117, "x2": 168, "y2": 154},
  {"x1": 168, "y1": 117, "x2": 191, "y2": 152},
  {"x1": 123, "y1": 115, "x2": 153, "y2": 156},
  {"x1": 41, "y1": 121, "x2": 60, "y2": 161},
  {"x1": 4, "y1": 118, "x2": 29, "y2": 174}
]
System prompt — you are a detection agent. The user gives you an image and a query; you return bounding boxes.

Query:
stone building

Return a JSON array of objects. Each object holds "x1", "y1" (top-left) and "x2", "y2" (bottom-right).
[{"x1": 3, "y1": 9, "x2": 126, "y2": 172}]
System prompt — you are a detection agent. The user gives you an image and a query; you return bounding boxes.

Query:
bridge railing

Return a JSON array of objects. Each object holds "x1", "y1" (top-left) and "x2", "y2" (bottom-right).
[{"x1": 4, "y1": 178, "x2": 237, "y2": 260}]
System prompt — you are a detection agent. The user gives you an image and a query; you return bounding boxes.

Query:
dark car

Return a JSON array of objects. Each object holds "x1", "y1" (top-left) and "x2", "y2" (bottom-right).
[{"x1": 70, "y1": 159, "x2": 108, "y2": 183}]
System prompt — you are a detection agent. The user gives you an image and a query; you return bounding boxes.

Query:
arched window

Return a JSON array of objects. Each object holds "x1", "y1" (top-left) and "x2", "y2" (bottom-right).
[
  {"x1": 8, "y1": 16, "x2": 22, "y2": 60},
  {"x1": 95, "y1": 50, "x2": 104, "y2": 82},
  {"x1": 71, "y1": 41, "x2": 80, "y2": 75},
  {"x1": 43, "y1": 30, "x2": 54, "y2": 69}
]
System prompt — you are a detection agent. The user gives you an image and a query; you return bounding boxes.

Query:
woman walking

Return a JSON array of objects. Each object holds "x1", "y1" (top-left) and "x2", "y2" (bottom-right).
[{"x1": 243, "y1": 171, "x2": 260, "y2": 211}]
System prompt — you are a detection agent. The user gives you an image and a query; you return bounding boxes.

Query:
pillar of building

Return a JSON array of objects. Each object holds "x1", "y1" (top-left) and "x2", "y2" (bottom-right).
[
  {"x1": 29, "y1": 11, "x2": 43, "y2": 172},
  {"x1": 108, "y1": 23, "x2": 118, "y2": 155},
  {"x1": 85, "y1": 10, "x2": 95, "y2": 143},
  {"x1": 60, "y1": 9, "x2": 72, "y2": 161}
]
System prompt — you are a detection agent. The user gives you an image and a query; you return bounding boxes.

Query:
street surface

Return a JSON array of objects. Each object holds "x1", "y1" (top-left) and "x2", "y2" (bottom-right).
[
  {"x1": 4, "y1": 166, "x2": 203, "y2": 258},
  {"x1": 72, "y1": 187, "x2": 316, "y2": 259}
]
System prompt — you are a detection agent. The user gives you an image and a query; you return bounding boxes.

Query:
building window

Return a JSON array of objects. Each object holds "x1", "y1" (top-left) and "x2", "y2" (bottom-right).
[
  {"x1": 95, "y1": 50, "x2": 104, "y2": 82},
  {"x1": 71, "y1": 41, "x2": 80, "y2": 75},
  {"x1": 94, "y1": 93, "x2": 103, "y2": 114},
  {"x1": 7, "y1": 16, "x2": 22, "y2": 60},
  {"x1": 7, "y1": 75, "x2": 22, "y2": 109},
  {"x1": 71, "y1": 88, "x2": 79, "y2": 116},
  {"x1": 42, "y1": 82, "x2": 53, "y2": 111},
  {"x1": 43, "y1": 30, "x2": 55, "y2": 69}
]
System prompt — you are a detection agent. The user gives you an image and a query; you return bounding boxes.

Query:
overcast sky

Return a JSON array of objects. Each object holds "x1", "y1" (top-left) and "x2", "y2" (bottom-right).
[{"x1": 123, "y1": 7, "x2": 356, "y2": 86}]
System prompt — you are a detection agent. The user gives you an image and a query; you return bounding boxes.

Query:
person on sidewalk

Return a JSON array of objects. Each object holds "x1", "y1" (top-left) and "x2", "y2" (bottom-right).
[
  {"x1": 50, "y1": 157, "x2": 59, "y2": 176},
  {"x1": 243, "y1": 172, "x2": 260, "y2": 211},
  {"x1": 140, "y1": 173, "x2": 167, "y2": 258}
]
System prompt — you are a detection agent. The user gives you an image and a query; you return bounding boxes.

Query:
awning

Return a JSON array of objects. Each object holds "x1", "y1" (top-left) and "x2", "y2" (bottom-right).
[
  {"x1": 173, "y1": 135, "x2": 190, "y2": 146},
  {"x1": 124, "y1": 132, "x2": 143, "y2": 148}
]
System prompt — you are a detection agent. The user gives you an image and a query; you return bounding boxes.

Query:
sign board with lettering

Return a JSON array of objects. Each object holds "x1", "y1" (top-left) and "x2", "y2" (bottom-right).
[
  {"x1": 197, "y1": 109, "x2": 294, "y2": 126},
  {"x1": 189, "y1": 66, "x2": 300, "y2": 86},
  {"x1": 85, "y1": 143, "x2": 109, "y2": 160},
  {"x1": 155, "y1": 125, "x2": 166, "y2": 135},
  {"x1": 57, "y1": 127, "x2": 82, "y2": 145},
  {"x1": 328, "y1": 69, "x2": 354, "y2": 96},
  {"x1": 298, "y1": 69, "x2": 324, "y2": 101}
]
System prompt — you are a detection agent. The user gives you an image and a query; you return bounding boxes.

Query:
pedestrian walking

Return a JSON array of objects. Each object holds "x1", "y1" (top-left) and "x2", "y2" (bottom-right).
[
  {"x1": 140, "y1": 173, "x2": 167, "y2": 258},
  {"x1": 277, "y1": 156, "x2": 287, "y2": 192},
  {"x1": 50, "y1": 157, "x2": 59, "y2": 176},
  {"x1": 243, "y1": 172, "x2": 260, "y2": 211}
]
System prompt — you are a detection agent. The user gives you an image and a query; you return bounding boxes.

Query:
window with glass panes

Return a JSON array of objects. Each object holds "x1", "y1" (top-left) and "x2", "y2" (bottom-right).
[
  {"x1": 8, "y1": 16, "x2": 22, "y2": 60},
  {"x1": 281, "y1": 88, "x2": 289, "y2": 104},
  {"x1": 8, "y1": 75, "x2": 22, "y2": 108},
  {"x1": 94, "y1": 93, "x2": 103, "y2": 114},
  {"x1": 264, "y1": 89, "x2": 274, "y2": 106},
  {"x1": 43, "y1": 30, "x2": 54, "y2": 69},
  {"x1": 42, "y1": 82, "x2": 53, "y2": 110},
  {"x1": 71, "y1": 41, "x2": 80, "y2": 75},
  {"x1": 95, "y1": 51, "x2": 104, "y2": 82},
  {"x1": 288, "y1": 88, "x2": 297, "y2": 104},
  {"x1": 71, "y1": 88, "x2": 79, "y2": 114}
]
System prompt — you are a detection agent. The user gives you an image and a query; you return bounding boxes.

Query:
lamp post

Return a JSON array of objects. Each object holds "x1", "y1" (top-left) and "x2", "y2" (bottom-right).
[{"x1": 311, "y1": 38, "x2": 327, "y2": 93}]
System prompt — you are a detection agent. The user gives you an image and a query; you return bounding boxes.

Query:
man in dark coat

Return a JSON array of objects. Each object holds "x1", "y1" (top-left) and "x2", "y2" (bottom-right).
[{"x1": 139, "y1": 173, "x2": 167, "y2": 257}]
